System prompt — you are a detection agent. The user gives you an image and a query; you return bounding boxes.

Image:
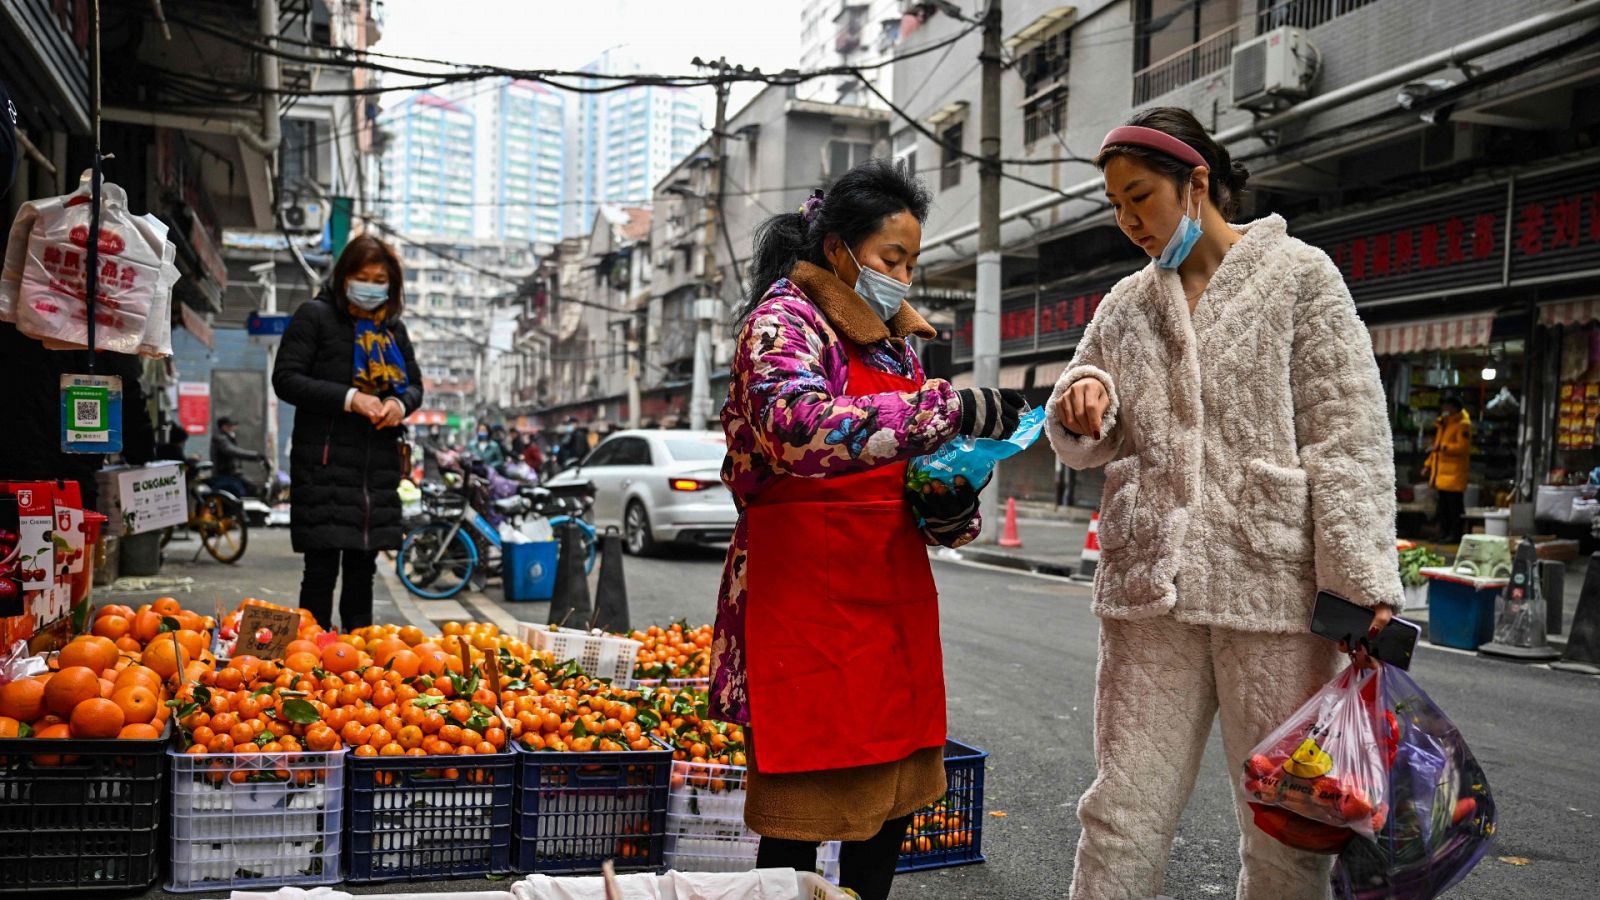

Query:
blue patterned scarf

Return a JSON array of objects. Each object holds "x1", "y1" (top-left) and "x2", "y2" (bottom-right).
[{"x1": 350, "y1": 303, "x2": 409, "y2": 397}]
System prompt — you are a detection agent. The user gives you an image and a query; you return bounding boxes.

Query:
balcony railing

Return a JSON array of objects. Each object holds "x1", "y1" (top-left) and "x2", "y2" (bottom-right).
[
  {"x1": 1133, "y1": 24, "x2": 1240, "y2": 105},
  {"x1": 1256, "y1": 0, "x2": 1380, "y2": 33}
]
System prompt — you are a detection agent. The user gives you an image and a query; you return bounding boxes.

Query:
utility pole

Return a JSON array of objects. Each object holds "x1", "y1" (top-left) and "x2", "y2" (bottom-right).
[
  {"x1": 690, "y1": 59, "x2": 732, "y2": 432},
  {"x1": 974, "y1": 0, "x2": 1004, "y2": 540}
]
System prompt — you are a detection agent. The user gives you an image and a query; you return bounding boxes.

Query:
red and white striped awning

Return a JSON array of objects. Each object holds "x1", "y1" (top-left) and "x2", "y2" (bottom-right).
[
  {"x1": 1368, "y1": 314, "x2": 1494, "y2": 357},
  {"x1": 1538, "y1": 299, "x2": 1600, "y2": 327}
]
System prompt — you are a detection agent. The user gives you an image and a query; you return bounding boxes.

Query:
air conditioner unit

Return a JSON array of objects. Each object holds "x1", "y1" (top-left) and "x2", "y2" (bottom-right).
[
  {"x1": 1419, "y1": 122, "x2": 1482, "y2": 172},
  {"x1": 1231, "y1": 27, "x2": 1318, "y2": 113},
  {"x1": 280, "y1": 198, "x2": 326, "y2": 232}
]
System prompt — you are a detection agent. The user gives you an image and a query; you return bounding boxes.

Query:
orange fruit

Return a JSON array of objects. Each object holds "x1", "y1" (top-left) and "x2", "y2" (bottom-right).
[
  {"x1": 321, "y1": 642, "x2": 360, "y2": 674},
  {"x1": 0, "y1": 716, "x2": 19, "y2": 737},
  {"x1": 70, "y1": 697, "x2": 125, "y2": 738},
  {"x1": 174, "y1": 629, "x2": 207, "y2": 657},
  {"x1": 177, "y1": 611, "x2": 204, "y2": 632},
  {"x1": 152, "y1": 597, "x2": 183, "y2": 616},
  {"x1": 97, "y1": 603, "x2": 134, "y2": 620},
  {"x1": 398, "y1": 625, "x2": 425, "y2": 646},
  {"x1": 118, "y1": 723, "x2": 162, "y2": 739},
  {"x1": 387, "y1": 649, "x2": 422, "y2": 679},
  {"x1": 98, "y1": 677, "x2": 116, "y2": 698},
  {"x1": 284, "y1": 639, "x2": 320, "y2": 660},
  {"x1": 112, "y1": 686, "x2": 159, "y2": 725},
  {"x1": 213, "y1": 667, "x2": 243, "y2": 691},
  {"x1": 59, "y1": 636, "x2": 120, "y2": 674},
  {"x1": 141, "y1": 638, "x2": 190, "y2": 681},
  {"x1": 115, "y1": 636, "x2": 142, "y2": 653},
  {"x1": 285, "y1": 651, "x2": 320, "y2": 674},
  {"x1": 131, "y1": 609, "x2": 164, "y2": 644},
  {"x1": 91, "y1": 614, "x2": 130, "y2": 641},
  {"x1": 32, "y1": 723, "x2": 76, "y2": 765},
  {"x1": 369, "y1": 638, "x2": 408, "y2": 667},
  {"x1": 44, "y1": 667, "x2": 102, "y2": 717},
  {"x1": 114, "y1": 665, "x2": 163, "y2": 695},
  {"x1": 0, "y1": 677, "x2": 46, "y2": 722}
]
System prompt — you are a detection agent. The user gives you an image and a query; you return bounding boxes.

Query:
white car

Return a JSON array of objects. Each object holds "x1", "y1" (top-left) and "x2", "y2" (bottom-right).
[{"x1": 543, "y1": 429, "x2": 736, "y2": 555}]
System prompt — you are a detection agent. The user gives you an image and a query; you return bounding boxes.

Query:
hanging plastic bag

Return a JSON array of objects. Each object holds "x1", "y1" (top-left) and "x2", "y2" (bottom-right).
[
  {"x1": 907, "y1": 404, "x2": 1046, "y2": 501},
  {"x1": 2, "y1": 170, "x2": 176, "y2": 356},
  {"x1": 1332, "y1": 666, "x2": 1497, "y2": 899},
  {"x1": 1240, "y1": 665, "x2": 1392, "y2": 839}
]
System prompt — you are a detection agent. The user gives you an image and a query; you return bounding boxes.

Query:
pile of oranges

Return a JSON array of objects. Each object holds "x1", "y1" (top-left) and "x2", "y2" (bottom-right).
[
  {"x1": 637, "y1": 686, "x2": 746, "y2": 768},
  {"x1": 630, "y1": 623, "x2": 713, "y2": 682},
  {"x1": 902, "y1": 798, "x2": 975, "y2": 854},
  {"x1": 0, "y1": 596, "x2": 215, "y2": 751}
]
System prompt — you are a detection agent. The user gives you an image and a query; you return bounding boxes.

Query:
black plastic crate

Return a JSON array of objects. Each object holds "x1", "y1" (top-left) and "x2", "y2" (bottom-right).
[
  {"x1": 344, "y1": 750, "x2": 514, "y2": 883},
  {"x1": 0, "y1": 723, "x2": 169, "y2": 893},
  {"x1": 512, "y1": 743, "x2": 672, "y2": 875},
  {"x1": 897, "y1": 739, "x2": 988, "y2": 873}
]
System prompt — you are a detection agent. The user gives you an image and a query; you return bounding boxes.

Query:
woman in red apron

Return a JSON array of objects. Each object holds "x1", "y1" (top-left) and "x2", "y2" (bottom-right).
[{"x1": 713, "y1": 160, "x2": 1025, "y2": 900}]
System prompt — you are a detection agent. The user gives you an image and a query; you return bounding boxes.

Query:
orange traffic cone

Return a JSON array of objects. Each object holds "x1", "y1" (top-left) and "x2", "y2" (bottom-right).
[
  {"x1": 1072, "y1": 512, "x2": 1101, "y2": 582},
  {"x1": 999, "y1": 497, "x2": 1023, "y2": 548}
]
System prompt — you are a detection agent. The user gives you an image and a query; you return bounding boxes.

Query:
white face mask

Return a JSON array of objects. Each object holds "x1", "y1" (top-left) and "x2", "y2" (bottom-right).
[
  {"x1": 347, "y1": 279, "x2": 389, "y2": 310},
  {"x1": 844, "y1": 245, "x2": 912, "y2": 321}
]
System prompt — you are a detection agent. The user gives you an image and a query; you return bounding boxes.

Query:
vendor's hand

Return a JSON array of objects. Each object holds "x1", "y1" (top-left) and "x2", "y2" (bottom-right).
[
  {"x1": 1344, "y1": 603, "x2": 1396, "y2": 670},
  {"x1": 351, "y1": 392, "x2": 385, "y2": 421},
  {"x1": 956, "y1": 388, "x2": 1026, "y2": 440},
  {"x1": 909, "y1": 476, "x2": 980, "y2": 542},
  {"x1": 375, "y1": 398, "x2": 405, "y2": 429},
  {"x1": 1057, "y1": 378, "x2": 1109, "y2": 440}
]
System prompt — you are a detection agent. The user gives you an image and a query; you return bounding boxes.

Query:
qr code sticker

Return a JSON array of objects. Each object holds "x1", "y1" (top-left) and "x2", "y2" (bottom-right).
[{"x1": 75, "y1": 398, "x2": 100, "y2": 426}]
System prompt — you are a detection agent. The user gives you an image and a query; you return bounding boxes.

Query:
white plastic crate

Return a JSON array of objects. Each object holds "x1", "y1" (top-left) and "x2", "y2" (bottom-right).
[
  {"x1": 664, "y1": 760, "x2": 840, "y2": 883},
  {"x1": 518, "y1": 623, "x2": 642, "y2": 686},
  {"x1": 635, "y1": 677, "x2": 712, "y2": 691},
  {"x1": 166, "y1": 748, "x2": 345, "y2": 892}
]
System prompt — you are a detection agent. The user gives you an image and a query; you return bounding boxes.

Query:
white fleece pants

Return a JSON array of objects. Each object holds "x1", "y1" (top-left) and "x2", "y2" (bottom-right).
[{"x1": 1071, "y1": 615, "x2": 1341, "y2": 900}]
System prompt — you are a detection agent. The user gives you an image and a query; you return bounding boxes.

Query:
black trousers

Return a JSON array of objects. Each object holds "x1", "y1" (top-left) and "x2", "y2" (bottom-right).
[
  {"x1": 756, "y1": 815, "x2": 911, "y2": 900},
  {"x1": 1435, "y1": 490, "x2": 1465, "y2": 543},
  {"x1": 300, "y1": 549, "x2": 378, "y2": 631}
]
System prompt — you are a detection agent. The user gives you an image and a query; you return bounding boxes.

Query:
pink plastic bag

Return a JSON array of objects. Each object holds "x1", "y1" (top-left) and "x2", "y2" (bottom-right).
[{"x1": 1240, "y1": 666, "x2": 1393, "y2": 839}]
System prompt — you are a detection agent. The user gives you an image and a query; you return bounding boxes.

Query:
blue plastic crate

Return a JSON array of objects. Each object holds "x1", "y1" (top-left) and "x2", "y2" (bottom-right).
[
  {"x1": 505, "y1": 540, "x2": 560, "y2": 602},
  {"x1": 897, "y1": 739, "x2": 987, "y2": 874},
  {"x1": 513, "y1": 743, "x2": 673, "y2": 874},
  {"x1": 344, "y1": 750, "x2": 514, "y2": 883},
  {"x1": 1426, "y1": 577, "x2": 1498, "y2": 650}
]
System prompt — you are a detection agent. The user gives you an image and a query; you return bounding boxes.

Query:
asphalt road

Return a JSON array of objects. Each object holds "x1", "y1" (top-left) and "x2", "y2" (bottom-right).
[{"x1": 124, "y1": 529, "x2": 1599, "y2": 899}]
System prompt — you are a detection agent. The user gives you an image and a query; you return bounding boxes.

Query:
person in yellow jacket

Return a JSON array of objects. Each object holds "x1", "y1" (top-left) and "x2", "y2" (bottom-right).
[{"x1": 1424, "y1": 393, "x2": 1472, "y2": 543}]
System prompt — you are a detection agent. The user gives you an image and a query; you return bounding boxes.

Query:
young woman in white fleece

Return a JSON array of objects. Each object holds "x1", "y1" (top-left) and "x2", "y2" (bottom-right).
[{"x1": 1048, "y1": 107, "x2": 1404, "y2": 900}]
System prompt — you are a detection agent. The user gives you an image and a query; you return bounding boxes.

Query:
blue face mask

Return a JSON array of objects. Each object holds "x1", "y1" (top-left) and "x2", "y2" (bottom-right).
[
  {"x1": 346, "y1": 279, "x2": 390, "y2": 310},
  {"x1": 845, "y1": 245, "x2": 911, "y2": 322},
  {"x1": 1156, "y1": 184, "x2": 1203, "y2": 270}
]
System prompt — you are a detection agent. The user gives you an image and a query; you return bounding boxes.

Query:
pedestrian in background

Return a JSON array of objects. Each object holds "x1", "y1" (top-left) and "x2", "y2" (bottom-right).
[
  {"x1": 472, "y1": 423, "x2": 504, "y2": 467},
  {"x1": 1048, "y1": 108, "x2": 1402, "y2": 899},
  {"x1": 273, "y1": 234, "x2": 423, "y2": 631},
  {"x1": 714, "y1": 159, "x2": 1024, "y2": 900},
  {"x1": 1423, "y1": 391, "x2": 1472, "y2": 544},
  {"x1": 209, "y1": 416, "x2": 262, "y2": 500}
]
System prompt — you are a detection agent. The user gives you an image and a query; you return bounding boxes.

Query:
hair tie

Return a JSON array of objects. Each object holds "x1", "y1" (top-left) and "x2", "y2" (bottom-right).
[{"x1": 799, "y1": 189, "x2": 824, "y2": 224}]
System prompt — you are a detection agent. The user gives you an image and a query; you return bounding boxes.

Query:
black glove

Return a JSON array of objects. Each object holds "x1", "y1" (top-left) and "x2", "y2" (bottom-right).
[
  {"x1": 956, "y1": 388, "x2": 1027, "y2": 440},
  {"x1": 908, "y1": 475, "x2": 981, "y2": 544}
]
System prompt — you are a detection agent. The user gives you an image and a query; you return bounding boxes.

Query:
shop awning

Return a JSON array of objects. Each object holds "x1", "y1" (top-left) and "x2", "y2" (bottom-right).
[
  {"x1": 1033, "y1": 363, "x2": 1065, "y2": 390},
  {"x1": 1538, "y1": 299, "x2": 1600, "y2": 327},
  {"x1": 949, "y1": 365, "x2": 1029, "y2": 390},
  {"x1": 1368, "y1": 314, "x2": 1494, "y2": 357}
]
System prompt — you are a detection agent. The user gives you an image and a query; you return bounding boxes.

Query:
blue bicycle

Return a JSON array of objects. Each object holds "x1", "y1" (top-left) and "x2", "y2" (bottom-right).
[{"x1": 396, "y1": 480, "x2": 597, "y2": 600}]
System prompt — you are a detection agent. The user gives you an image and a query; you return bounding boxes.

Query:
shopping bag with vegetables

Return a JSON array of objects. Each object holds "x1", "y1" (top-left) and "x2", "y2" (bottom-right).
[
  {"x1": 906, "y1": 405, "x2": 1046, "y2": 508},
  {"x1": 1240, "y1": 666, "x2": 1393, "y2": 842},
  {"x1": 1331, "y1": 666, "x2": 1497, "y2": 900}
]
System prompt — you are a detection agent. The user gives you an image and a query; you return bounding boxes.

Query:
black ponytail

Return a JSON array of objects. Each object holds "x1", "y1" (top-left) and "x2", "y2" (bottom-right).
[{"x1": 738, "y1": 158, "x2": 931, "y2": 323}]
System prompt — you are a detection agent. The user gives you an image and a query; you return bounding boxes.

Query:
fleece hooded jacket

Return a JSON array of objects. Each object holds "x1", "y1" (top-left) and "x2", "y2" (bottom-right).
[{"x1": 1045, "y1": 214, "x2": 1403, "y2": 632}]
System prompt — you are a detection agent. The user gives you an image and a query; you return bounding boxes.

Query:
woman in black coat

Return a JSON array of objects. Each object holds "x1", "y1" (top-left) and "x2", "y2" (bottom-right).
[{"x1": 272, "y1": 235, "x2": 423, "y2": 629}]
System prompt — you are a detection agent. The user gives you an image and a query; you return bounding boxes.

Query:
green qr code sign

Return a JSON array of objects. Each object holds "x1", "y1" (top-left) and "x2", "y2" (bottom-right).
[{"x1": 60, "y1": 374, "x2": 123, "y2": 453}]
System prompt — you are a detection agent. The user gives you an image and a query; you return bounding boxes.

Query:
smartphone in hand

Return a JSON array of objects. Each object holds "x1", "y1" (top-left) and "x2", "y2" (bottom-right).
[{"x1": 1310, "y1": 590, "x2": 1421, "y2": 670}]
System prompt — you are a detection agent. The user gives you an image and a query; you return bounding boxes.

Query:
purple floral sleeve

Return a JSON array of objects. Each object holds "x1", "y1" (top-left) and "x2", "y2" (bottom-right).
[{"x1": 728, "y1": 294, "x2": 962, "y2": 479}]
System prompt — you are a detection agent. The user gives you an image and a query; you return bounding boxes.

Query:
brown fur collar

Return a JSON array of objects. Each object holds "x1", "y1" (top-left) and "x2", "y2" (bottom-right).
[{"x1": 788, "y1": 261, "x2": 936, "y2": 344}]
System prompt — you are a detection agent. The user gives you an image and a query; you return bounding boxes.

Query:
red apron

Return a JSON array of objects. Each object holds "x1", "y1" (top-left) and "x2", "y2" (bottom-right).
[{"x1": 744, "y1": 341, "x2": 947, "y2": 774}]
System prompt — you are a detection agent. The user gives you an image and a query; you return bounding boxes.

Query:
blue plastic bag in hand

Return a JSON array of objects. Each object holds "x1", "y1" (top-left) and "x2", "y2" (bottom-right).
[
  {"x1": 906, "y1": 405, "x2": 1047, "y2": 501},
  {"x1": 1331, "y1": 665, "x2": 1497, "y2": 900}
]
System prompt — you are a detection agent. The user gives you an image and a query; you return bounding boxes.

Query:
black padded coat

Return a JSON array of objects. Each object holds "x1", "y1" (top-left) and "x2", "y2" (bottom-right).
[{"x1": 271, "y1": 292, "x2": 423, "y2": 553}]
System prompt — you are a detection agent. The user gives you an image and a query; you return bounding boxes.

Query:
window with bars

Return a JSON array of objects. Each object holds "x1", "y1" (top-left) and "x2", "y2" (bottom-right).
[
  {"x1": 940, "y1": 122, "x2": 964, "y2": 190},
  {"x1": 1019, "y1": 29, "x2": 1071, "y2": 149}
]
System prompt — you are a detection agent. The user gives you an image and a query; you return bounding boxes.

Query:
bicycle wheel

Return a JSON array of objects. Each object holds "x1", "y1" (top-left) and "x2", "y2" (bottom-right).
[
  {"x1": 549, "y1": 515, "x2": 598, "y2": 574},
  {"x1": 200, "y1": 495, "x2": 249, "y2": 564},
  {"x1": 397, "y1": 523, "x2": 476, "y2": 599}
]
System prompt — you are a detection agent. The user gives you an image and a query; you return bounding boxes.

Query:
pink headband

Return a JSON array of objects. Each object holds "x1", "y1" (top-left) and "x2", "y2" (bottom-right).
[{"x1": 1100, "y1": 125, "x2": 1208, "y2": 169}]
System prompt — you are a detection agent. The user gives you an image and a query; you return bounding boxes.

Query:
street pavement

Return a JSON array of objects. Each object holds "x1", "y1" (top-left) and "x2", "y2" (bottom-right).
[{"x1": 127, "y1": 527, "x2": 1599, "y2": 898}]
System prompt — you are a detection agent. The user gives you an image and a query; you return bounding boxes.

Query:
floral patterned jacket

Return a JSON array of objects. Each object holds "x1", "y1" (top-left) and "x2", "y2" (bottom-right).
[{"x1": 709, "y1": 262, "x2": 978, "y2": 724}]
